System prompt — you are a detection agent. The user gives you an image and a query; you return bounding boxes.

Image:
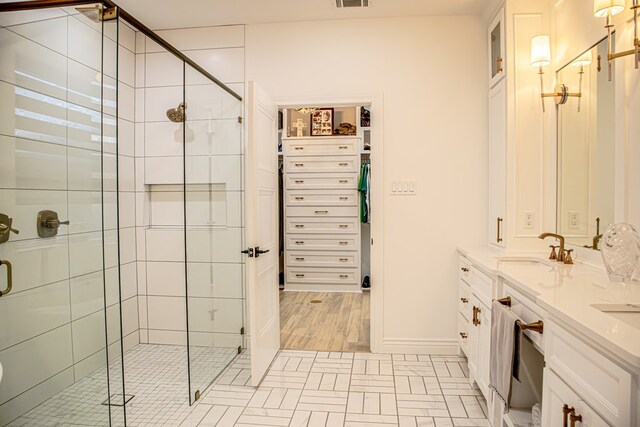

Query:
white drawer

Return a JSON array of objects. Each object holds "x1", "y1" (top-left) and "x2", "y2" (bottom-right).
[
  {"x1": 285, "y1": 156, "x2": 359, "y2": 173},
  {"x1": 286, "y1": 251, "x2": 358, "y2": 268},
  {"x1": 285, "y1": 217, "x2": 359, "y2": 235},
  {"x1": 287, "y1": 267, "x2": 358, "y2": 285},
  {"x1": 286, "y1": 206, "x2": 358, "y2": 217},
  {"x1": 459, "y1": 257, "x2": 472, "y2": 284},
  {"x1": 284, "y1": 139, "x2": 359, "y2": 156},
  {"x1": 286, "y1": 234, "x2": 358, "y2": 251},
  {"x1": 459, "y1": 281, "x2": 471, "y2": 320},
  {"x1": 470, "y1": 267, "x2": 493, "y2": 307},
  {"x1": 286, "y1": 189, "x2": 358, "y2": 207},
  {"x1": 286, "y1": 173, "x2": 359, "y2": 190},
  {"x1": 545, "y1": 319, "x2": 632, "y2": 427}
]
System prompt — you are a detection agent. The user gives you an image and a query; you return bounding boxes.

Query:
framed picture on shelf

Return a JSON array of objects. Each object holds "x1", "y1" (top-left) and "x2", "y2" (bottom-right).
[{"x1": 310, "y1": 108, "x2": 334, "y2": 136}]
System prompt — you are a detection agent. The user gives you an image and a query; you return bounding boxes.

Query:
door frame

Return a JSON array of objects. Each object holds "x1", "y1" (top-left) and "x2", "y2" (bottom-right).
[{"x1": 273, "y1": 93, "x2": 384, "y2": 353}]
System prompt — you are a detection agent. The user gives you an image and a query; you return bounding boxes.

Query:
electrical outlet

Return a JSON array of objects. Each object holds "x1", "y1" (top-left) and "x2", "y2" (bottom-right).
[
  {"x1": 569, "y1": 211, "x2": 580, "y2": 229},
  {"x1": 390, "y1": 180, "x2": 417, "y2": 195},
  {"x1": 524, "y1": 211, "x2": 535, "y2": 229}
]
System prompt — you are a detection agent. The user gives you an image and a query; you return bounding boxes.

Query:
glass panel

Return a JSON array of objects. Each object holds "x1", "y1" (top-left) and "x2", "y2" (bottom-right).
[
  {"x1": 0, "y1": 4, "x2": 120, "y2": 426},
  {"x1": 184, "y1": 64, "x2": 244, "y2": 403},
  {"x1": 491, "y1": 21, "x2": 501, "y2": 78}
]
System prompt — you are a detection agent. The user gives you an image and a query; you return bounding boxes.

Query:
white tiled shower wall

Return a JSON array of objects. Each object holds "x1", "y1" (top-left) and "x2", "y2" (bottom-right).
[
  {"x1": 0, "y1": 10, "x2": 138, "y2": 424},
  {"x1": 134, "y1": 26, "x2": 246, "y2": 348}
]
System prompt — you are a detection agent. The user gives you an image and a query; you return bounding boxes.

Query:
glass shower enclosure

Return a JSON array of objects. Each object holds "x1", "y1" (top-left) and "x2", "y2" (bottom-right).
[{"x1": 0, "y1": 2, "x2": 244, "y2": 426}]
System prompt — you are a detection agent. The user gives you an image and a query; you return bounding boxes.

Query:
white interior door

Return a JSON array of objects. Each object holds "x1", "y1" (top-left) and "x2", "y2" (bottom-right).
[{"x1": 246, "y1": 81, "x2": 280, "y2": 386}]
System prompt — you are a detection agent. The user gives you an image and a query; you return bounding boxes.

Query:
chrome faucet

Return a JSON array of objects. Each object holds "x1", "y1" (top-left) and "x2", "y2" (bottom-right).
[{"x1": 539, "y1": 232, "x2": 566, "y2": 263}]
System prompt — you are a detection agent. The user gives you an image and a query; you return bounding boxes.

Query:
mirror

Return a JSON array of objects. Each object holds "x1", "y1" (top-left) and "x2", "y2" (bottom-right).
[{"x1": 557, "y1": 38, "x2": 615, "y2": 250}]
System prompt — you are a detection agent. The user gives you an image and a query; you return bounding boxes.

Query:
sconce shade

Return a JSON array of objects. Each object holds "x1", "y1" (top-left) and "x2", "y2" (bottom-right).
[
  {"x1": 593, "y1": 0, "x2": 625, "y2": 17},
  {"x1": 531, "y1": 35, "x2": 551, "y2": 67},
  {"x1": 572, "y1": 51, "x2": 593, "y2": 67}
]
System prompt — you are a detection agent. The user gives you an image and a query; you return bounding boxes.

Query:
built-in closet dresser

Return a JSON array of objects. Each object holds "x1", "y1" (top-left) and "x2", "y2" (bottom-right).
[{"x1": 283, "y1": 136, "x2": 362, "y2": 292}]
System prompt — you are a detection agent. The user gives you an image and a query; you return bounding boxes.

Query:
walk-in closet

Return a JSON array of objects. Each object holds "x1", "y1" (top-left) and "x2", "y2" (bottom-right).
[{"x1": 277, "y1": 105, "x2": 372, "y2": 352}]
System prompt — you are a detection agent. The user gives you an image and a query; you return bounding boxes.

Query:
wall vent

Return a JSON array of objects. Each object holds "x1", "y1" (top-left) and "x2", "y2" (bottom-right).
[{"x1": 335, "y1": 0, "x2": 369, "y2": 8}]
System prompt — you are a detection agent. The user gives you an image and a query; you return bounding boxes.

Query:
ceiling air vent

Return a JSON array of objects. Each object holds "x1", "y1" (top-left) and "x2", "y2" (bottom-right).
[{"x1": 335, "y1": 0, "x2": 369, "y2": 8}]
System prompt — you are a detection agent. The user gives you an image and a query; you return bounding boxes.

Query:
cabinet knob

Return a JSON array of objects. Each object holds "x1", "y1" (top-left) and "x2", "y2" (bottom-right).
[{"x1": 461, "y1": 267, "x2": 469, "y2": 272}]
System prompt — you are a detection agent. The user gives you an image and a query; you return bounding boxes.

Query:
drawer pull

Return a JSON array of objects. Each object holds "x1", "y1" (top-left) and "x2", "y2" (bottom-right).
[
  {"x1": 339, "y1": 241, "x2": 348, "y2": 245},
  {"x1": 339, "y1": 146, "x2": 349, "y2": 149},
  {"x1": 339, "y1": 162, "x2": 348, "y2": 166},
  {"x1": 315, "y1": 210, "x2": 328, "y2": 214},
  {"x1": 339, "y1": 197, "x2": 348, "y2": 200},
  {"x1": 295, "y1": 241, "x2": 304, "y2": 244},
  {"x1": 339, "y1": 258, "x2": 349, "y2": 262},
  {"x1": 295, "y1": 163, "x2": 304, "y2": 167},
  {"x1": 563, "y1": 405, "x2": 575, "y2": 427},
  {"x1": 339, "y1": 224, "x2": 348, "y2": 228},
  {"x1": 516, "y1": 320, "x2": 544, "y2": 334},
  {"x1": 339, "y1": 180, "x2": 348, "y2": 183},
  {"x1": 294, "y1": 147, "x2": 304, "y2": 150},
  {"x1": 339, "y1": 274, "x2": 348, "y2": 279},
  {"x1": 295, "y1": 180, "x2": 304, "y2": 183},
  {"x1": 295, "y1": 197, "x2": 304, "y2": 200},
  {"x1": 295, "y1": 225, "x2": 304, "y2": 228},
  {"x1": 472, "y1": 306, "x2": 480, "y2": 326},
  {"x1": 295, "y1": 257, "x2": 305, "y2": 261},
  {"x1": 459, "y1": 332, "x2": 468, "y2": 339},
  {"x1": 460, "y1": 298, "x2": 468, "y2": 303},
  {"x1": 461, "y1": 267, "x2": 469, "y2": 272},
  {"x1": 295, "y1": 274, "x2": 305, "y2": 278}
]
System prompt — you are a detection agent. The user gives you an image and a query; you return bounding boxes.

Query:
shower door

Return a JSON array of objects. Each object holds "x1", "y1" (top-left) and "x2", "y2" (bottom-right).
[
  {"x1": 183, "y1": 64, "x2": 245, "y2": 402},
  {"x1": 0, "y1": 5, "x2": 125, "y2": 426}
]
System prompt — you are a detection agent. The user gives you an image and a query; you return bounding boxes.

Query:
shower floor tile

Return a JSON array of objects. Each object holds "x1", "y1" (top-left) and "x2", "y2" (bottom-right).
[{"x1": 6, "y1": 344, "x2": 238, "y2": 427}]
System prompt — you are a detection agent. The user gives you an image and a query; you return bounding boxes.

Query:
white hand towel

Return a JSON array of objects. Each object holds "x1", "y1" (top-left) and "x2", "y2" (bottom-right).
[{"x1": 488, "y1": 300, "x2": 520, "y2": 413}]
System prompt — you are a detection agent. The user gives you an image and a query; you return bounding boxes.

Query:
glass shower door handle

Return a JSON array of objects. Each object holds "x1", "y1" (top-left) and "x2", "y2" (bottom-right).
[{"x1": 0, "y1": 260, "x2": 12, "y2": 297}]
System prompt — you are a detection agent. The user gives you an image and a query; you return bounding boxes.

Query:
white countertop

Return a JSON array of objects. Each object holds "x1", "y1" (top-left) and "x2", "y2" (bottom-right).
[{"x1": 458, "y1": 246, "x2": 640, "y2": 371}]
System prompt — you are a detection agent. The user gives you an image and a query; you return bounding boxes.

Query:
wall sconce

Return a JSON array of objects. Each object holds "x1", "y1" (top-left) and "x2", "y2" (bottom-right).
[
  {"x1": 594, "y1": 0, "x2": 639, "y2": 80},
  {"x1": 531, "y1": 35, "x2": 581, "y2": 112},
  {"x1": 571, "y1": 51, "x2": 592, "y2": 112}
]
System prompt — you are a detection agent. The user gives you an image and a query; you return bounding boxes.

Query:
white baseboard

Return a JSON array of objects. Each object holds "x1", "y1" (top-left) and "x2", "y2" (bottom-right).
[{"x1": 377, "y1": 338, "x2": 459, "y2": 355}]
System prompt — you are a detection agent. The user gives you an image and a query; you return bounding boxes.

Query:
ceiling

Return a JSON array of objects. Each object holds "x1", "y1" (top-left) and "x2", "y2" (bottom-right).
[{"x1": 115, "y1": 0, "x2": 486, "y2": 30}]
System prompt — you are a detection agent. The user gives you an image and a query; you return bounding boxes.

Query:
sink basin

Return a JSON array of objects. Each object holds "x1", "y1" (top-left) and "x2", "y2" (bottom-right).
[
  {"x1": 496, "y1": 256, "x2": 557, "y2": 267},
  {"x1": 592, "y1": 304, "x2": 640, "y2": 329}
]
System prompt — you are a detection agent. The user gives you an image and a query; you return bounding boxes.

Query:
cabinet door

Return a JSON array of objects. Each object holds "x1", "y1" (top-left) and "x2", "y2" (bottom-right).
[
  {"x1": 488, "y1": 8, "x2": 505, "y2": 87},
  {"x1": 467, "y1": 295, "x2": 480, "y2": 386},
  {"x1": 542, "y1": 368, "x2": 580, "y2": 427},
  {"x1": 476, "y1": 301, "x2": 492, "y2": 397},
  {"x1": 489, "y1": 79, "x2": 506, "y2": 247}
]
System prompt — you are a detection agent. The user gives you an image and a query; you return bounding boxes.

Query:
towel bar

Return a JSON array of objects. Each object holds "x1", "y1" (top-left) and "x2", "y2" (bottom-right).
[
  {"x1": 516, "y1": 320, "x2": 544, "y2": 334},
  {"x1": 497, "y1": 297, "x2": 512, "y2": 307},
  {"x1": 496, "y1": 297, "x2": 544, "y2": 334}
]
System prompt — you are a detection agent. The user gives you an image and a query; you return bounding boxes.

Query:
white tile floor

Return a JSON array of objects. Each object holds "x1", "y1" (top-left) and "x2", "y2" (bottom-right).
[
  {"x1": 6, "y1": 344, "x2": 237, "y2": 427},
  {"x1": 178, "y1": 351, "x2": 489, "y2": 427},
  {"x1": 6, "y1": 348, "x2": 488, "y2": 427}
]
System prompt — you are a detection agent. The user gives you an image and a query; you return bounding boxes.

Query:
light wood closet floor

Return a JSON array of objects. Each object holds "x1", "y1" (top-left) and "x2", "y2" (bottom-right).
[{"x1": 280, "y1": 291, "x2": 370, "y2": 352}]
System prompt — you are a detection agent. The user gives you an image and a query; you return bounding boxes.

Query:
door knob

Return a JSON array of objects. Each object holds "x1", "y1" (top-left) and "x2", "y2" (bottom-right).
[{"x1": 255, "y1": 247, "x2": 270, "y2": 258}]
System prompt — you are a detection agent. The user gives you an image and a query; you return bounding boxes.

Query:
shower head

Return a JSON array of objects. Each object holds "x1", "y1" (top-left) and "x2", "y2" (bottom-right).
[
  {"x1": 75, "y1": 5, "x2": 102, "y2": 23},
  {"x1": 166, "y1": 102, "x2": 186, "y2": 123}
]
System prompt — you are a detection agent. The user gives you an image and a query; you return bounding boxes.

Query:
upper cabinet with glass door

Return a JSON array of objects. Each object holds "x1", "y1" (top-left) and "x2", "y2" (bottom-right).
[{"x1": 488, "y1": 8, "x2": 505, "y2": 87}]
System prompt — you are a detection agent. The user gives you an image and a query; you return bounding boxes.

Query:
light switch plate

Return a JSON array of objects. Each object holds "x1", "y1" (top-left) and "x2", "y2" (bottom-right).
[{"x1": 391, "y1": 180, "x2": 417, "y2": 195}]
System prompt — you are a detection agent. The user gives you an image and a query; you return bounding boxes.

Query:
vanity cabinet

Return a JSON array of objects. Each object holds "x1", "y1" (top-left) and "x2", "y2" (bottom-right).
[{"x1": 488, "y1": 79, "x2": 506, "y2": 248}]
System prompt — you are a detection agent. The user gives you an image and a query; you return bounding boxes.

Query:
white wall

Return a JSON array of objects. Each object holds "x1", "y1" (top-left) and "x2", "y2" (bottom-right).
[{"x1": 246, "y1": 16, "x2": 488, "y2": 352}]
